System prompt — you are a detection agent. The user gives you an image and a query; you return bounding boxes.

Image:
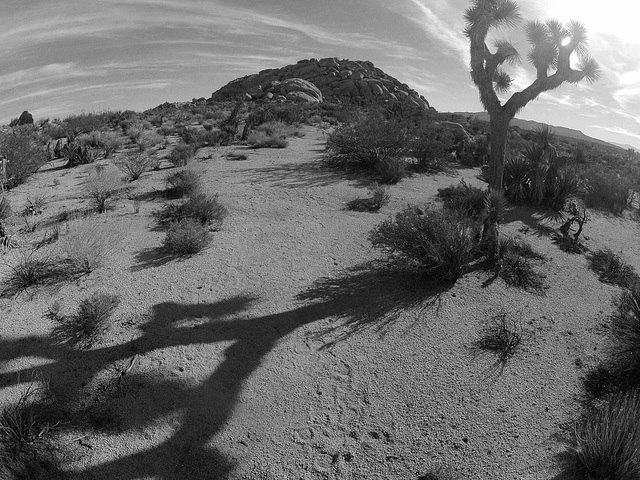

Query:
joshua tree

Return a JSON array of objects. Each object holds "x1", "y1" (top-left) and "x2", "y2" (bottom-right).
[{"x1": 464, "y1": 0, "x2": 601, "y2": 191}]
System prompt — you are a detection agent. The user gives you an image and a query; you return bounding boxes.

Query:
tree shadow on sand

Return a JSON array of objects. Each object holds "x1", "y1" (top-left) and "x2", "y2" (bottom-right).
[{"x1": 0, "y1": 262, "x2": 444, "y2": 479}]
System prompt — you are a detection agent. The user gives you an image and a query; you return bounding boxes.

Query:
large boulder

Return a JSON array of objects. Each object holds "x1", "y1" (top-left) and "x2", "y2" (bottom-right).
[{"x1": 209, "y1": 58, "x2": 434, "y2": 111}]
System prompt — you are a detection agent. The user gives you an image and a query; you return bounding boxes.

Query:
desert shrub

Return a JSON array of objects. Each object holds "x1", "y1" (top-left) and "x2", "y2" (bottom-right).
[
  {"x1": 0, "y1": 196, "x2": 12, "y2": 220},
  {"x1": 246, "y1": 131, "x2": 288, "y2": 149},
  {"x1": 55, "y1": 112, "x2": 111, "y2": 141},
  {"x1": 346, "y1": 185, "x2": 390, "y2": 212},
  {"x1": 574, "y1": 388, "x2": 640, "y2": 479},
  {"x1": 162, "y1": 218, "x2": 210, "y2": 255},
  {"x1": 581, "y1": 165, "x2": 633, "y2": 215},
  {"x1": 96, "y1": 131, "x2": 123, "y2": 158},
  {"x1": 115, "y1": 152, "x2": 153, "y2": 181},
  {"x1": 437, "y1": 180, "x2": 486, "y2": 218},
  {"x1": 166, "y1": 169, "x2": 201, "y2": 198},
  {"x1": 50, "y1": 293, "x2": 120, "y2": 349},
  {"x1": 588, "y1": 248, "x2": 639, "y2": 288},
  {"x1": 499, "y1": 252, "x2": 546, "y2": 291},
  {"x1": 326, "y1": 116, "x2": 408, "y2": 170},
  {"x1": 0, "y1": 128, "x2": 48, "y2": 188},
  {"x1": 169, "y1": 143, "x2": 195, "y2": 167},
  {"x1": 411, "y1": 125, "x2": 455, "y2": 172},
  {"x1": 59, "y1": 218, "x2": 121, "y2": 273},
  {"x1": 125, "y1": 123, "x2": 145, "y2": 144},
  {"x1": 135, "y1": 130, "x2": 164, "y2": 151},
  {"x1": 61, "y1": 140, "x2": 100, "y2": 168},
  {"x1": 369, "y1": 206, "x2": 478, "y2": 285},
  {"x1": 472, "y1": 313, "x2": 522, "y2": 366},
  {"x1": 0, "y1": 382, "x2": 61, "y2": 478},
  {"x1": 375, "y1": 157, "x2": 407, "y2": 184},
  {"x1": 83, "y1": 168, "x2": 123, "y2": 212},
  {"x1": 156, "y1": 192, "x2": 227, "y2": 228},
  {"x1": 75, "y1": 131, "x2": 103, "y2": 149}
]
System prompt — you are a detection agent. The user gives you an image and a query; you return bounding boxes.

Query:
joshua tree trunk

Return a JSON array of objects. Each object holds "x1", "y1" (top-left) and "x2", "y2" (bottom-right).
[{"x1": 487, "y1": 110, "x2": 512, "y2": 190}]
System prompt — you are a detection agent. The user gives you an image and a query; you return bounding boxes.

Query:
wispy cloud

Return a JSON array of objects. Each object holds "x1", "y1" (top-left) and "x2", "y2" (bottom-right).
[{"x1": 402, "y1": 0, "x2": 469, "y2": 64}]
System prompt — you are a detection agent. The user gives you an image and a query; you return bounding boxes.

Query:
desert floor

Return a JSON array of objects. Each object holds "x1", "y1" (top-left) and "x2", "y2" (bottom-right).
[{"x1": 1, "y1": 125, "x2": 639, "y2": 479}]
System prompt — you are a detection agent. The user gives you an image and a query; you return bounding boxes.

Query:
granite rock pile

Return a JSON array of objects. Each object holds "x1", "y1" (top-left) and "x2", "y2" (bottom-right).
[{"x1": 209, "y1": 58, "x2": 432, "y2": 110}]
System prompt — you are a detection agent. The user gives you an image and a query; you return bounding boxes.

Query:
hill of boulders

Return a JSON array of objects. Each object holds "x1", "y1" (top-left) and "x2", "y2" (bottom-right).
[{"x1": 209, "y1": 57, "x2": 434, "y2": 111}]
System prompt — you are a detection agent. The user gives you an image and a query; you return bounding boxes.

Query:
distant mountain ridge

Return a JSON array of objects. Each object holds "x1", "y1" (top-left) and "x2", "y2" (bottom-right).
[{"x1": 457, "y1": 111, "x2": 625, "y2": 151}]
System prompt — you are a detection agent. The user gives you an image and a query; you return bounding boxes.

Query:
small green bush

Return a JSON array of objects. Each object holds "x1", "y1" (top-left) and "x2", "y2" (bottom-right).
[
  {"x1": 156, "y1": 192, "x2": 227, "y2": 229},
  {"x1": 50, "y1": 293, "x2": 120, "y2": 349},
  {"x1": 169, "y1": 143, "x2": 195, "y2": 167},
  {"x1": 574, "y1": 388, "x2": 640, "y2": 479},
  {"x1": 437, "y1": 180, "x2": 486, "y2": 218},
  {"x1": 163, "y1": 218, "x2": 210, "y2": 255},
  {"x1": 375, "y1": 157, "x2": 407, "y2": 184},
  {"x1": 369, "y1": 206, "x2": 478, "y2": 285},
  {"x1": 166, "y1": 169, "x2": 201, "y2": 198},
  {"x1": 588, "y1": 248, "x2": 639, "y2": 289}
]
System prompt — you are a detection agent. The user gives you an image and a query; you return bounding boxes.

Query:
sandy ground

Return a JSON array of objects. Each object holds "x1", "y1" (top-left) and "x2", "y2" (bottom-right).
[{"x1": 1, "y1": 126, "x2": 639, "y2": 479}]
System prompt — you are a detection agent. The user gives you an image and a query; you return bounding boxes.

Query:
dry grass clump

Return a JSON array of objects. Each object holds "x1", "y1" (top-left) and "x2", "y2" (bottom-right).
[
  {"x1": 49, "y1": 293, "x2": 120, "y2": 349},
  {"x1": 499, "y1": 253, "x2": 546, "y2": 292},
  {"x1": 369, "y1": 206, "x2": 477, "y2": 285},
  {"x1": 0, "y1": 382, "x2": 62, "y2": 479},
  {"x1": 472, "y1": 313, "x2": 523, "y2": 367},
  {"x1": 59, "y1": 218, "x2": 121, "y2": 273},
  {"x1": 3, "y1": 249, "x2": 63, "y2": 294},
  {"x1": 83, "y1": 167, "x2": 124, "y2": 212},
  {"x1": 115, "y1": 152, "x2": 154, "y2": 181},
  {"x1": 162, "y1": 218, "x2": 210, "y2": 255},
  {"x1": 246, "y1": 130, "x2": 288, "y2": 149},
  {"x1": 346, "y1": 186, "x2": 390, "y2": 212},
  {"x1": 588, "y1": 248, "x2": 639, "y2": 289},
  {"x1": 574, "y1": 388, "x2": 640, "y2": 479},
  {"x1": 156, "y1": 192, "x2": 227, "y2": 229}
]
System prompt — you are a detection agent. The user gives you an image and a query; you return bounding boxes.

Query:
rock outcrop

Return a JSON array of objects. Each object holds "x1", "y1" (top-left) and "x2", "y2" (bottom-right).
[{"x1": 209, "y1": 58, "x2": 432, "y2": 110}]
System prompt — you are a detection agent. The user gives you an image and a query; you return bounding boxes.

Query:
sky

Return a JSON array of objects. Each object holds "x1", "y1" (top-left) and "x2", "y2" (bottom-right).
[{"x1": 1, "y1": 0, "x2": 638, "y2": 149}]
